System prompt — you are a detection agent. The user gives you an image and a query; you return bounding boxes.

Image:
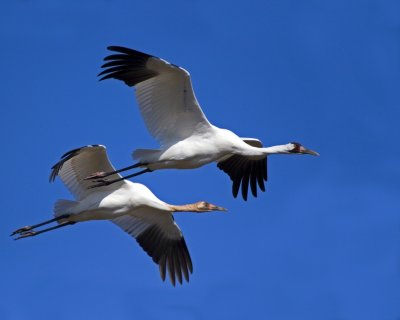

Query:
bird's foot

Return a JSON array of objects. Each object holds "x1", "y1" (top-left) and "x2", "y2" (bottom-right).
[
  {"x1": 14, "y1": 231, "x2": 37, "y2": 240},
  {"x1": 84, "y1": 171, "x2": 107, "y2": 180},
  {"x1": 10, "y1": 226, "x2": 32, "y2": 236},
  {"x1": 87, "y1": 179, "x2": 111, "y2": 189}
]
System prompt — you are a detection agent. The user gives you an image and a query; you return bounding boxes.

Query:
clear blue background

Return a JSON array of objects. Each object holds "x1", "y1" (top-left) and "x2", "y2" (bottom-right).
[{"x1": 1, "y1": 1, "x2": 399, "y2": 319}]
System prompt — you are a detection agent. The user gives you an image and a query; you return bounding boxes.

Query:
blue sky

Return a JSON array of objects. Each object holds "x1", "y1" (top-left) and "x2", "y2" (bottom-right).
[{"x1": 1, "y1": 0, "x2": 399, "y2": 319}]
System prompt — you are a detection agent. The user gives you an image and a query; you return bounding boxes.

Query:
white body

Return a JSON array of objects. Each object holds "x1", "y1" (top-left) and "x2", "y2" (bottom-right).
[
  {"x1": 63, "y1": 181, "x2": 170, "y2": 222},
  {"x1": 50, "y1": 145, "x2": 196, "y2": 285},
  {"x1": 98, "y1": 46, "x2": 318, "y2": 200},
  {"x1": 134, "y1": 127, "x2": 267, "y2": 171}
]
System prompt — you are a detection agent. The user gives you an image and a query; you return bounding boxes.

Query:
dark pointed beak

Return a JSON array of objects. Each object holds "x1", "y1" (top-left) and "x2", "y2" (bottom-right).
[{"x1": 300, "y1": 146, "x2": 320, "y2": 156}]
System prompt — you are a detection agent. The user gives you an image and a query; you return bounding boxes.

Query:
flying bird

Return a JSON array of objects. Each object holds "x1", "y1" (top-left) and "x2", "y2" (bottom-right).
[
  {"x1": 11, "y1": 145, "x2": 226, "y2": 286},
  {"x1": 87, "y1": 46, "x2": 319, "y2": 200}
]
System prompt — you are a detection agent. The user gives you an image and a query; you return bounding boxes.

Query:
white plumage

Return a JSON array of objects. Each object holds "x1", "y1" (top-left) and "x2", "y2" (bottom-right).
[
  {"x1": 89, "y1": 46, "x2": 319, "y2": 200},
  {"x1": 12, "y1": 145, "x2": 226, "y2": 286},
  {"x1": 134, "y1": 59, "x2": 210, "y2": 146}
]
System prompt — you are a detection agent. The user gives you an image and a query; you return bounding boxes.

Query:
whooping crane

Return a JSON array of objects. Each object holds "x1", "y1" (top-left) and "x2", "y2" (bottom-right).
[
  {"x1": 11, "y1": 145, "x2": 226, "y2": 286},
  {"x1": 86, "y1": 46, "x2": 319, "y2": 200}
]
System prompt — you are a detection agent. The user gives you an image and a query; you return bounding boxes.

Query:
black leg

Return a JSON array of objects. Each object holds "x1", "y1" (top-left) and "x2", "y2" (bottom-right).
[
  {"x1": 14, "y1": 221, "x2": 76, "y2": 240},
  {"x1": 88, "y1": 168, "x2": 153, "y2": 189},
  {"x1": 10, "y1": 214, "x2": 71, "y2": 236},
  {"x1": 84, "y1": 163, "x2": 143, "y2": 180}
]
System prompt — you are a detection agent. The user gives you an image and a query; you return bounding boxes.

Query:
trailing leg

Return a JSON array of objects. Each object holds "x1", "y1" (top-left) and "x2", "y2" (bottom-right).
[
  {"x1": 84, "y1": 162, "x2": 143, "y2": 180},
  {"x1": 88, "y1": 168, "x2": 153, "y2": 189},
  {"x1": 10, "y1": 214, "x2": 71, "y2": 236},
  {"x1": 14, "y1": 221, "x2": 76, "y2": 240}
]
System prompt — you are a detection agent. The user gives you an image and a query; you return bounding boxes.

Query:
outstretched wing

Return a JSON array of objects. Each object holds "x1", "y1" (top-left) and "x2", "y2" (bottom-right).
[
  {"x1": 217, "y1": 138, "x2": 268, "y2": 201},
  {"x1": 112, "y1": 209, "x2": 193, "y2": 286},
  {"x1": 49, "y1": 145, "x2": 125, "y2": 200},
  {"x1": 98, "y1": 46, "x2": 212, "y2": 147}
]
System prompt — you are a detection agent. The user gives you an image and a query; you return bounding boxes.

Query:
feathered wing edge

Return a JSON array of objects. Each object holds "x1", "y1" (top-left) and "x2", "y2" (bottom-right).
[
  {"x1": 98, "y1": 46, "x2": 158, "y2": 87},
  {"x1": 112, "y1": 215, "x2": 193, "y2": 286},
  {"x1": 49, "y1": 146, "x2": 88, "y2": 182},
  {"x1": 137, "y1": 224, "x2": 193, "y2": 286},
  {"x1": 217, "y1": 156, "x2": 268, "y2": 201},
  {"x1": 49, "y1": 144, "x2": 126, "y2": 200}
]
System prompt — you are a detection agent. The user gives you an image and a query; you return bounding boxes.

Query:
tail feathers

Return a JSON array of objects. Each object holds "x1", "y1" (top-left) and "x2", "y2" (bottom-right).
[
  {"x1": 132, "y1": 149, "x2": 161, "y2": 162},
  {"x1": 54, "y1": 199, "x2": 77, "y2": 218}
]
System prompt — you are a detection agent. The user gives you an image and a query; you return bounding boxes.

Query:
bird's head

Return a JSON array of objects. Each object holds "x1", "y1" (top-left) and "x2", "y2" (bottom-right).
[
  {"x1": 286, "y1": 142, "x2": 320, "y2": 156},
  {"x1": 194, "y1": 201, "x2": 227, "y2": 212}
]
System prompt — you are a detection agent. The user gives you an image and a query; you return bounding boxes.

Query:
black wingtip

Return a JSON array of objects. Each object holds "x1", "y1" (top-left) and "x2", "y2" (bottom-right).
[
  {"x1": 136, "y1": 225, "x2": 192, "y2": 286},
  {"x1": 49, "y1": 145, "x2": 100, "y2": 183},
  {"x1": 219, "y1": 156, "x2": 268, "y2": 200},
  {"x1": 99, "y1": 46, "x2": 158, "y2": 87},
  {"x1": 107, "y1": 45, "x2": 133, "y2": 53},
  {"x1": 106, "y1": 45, "x2": 154, "y2": 58}
]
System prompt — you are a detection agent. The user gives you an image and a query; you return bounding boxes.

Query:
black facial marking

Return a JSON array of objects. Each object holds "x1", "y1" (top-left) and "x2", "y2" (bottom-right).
[{"x1": 289, "y1": 142, "x2": 302, "y2": 153}]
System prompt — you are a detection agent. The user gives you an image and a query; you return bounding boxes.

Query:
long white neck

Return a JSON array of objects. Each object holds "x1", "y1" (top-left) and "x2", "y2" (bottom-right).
[{"x1": 260, "y1": 144, "x2": 292, "y2": 155}]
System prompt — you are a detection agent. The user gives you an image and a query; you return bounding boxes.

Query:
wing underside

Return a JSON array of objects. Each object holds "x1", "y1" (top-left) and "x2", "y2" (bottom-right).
[
  {"x1": 49, "y1": 145, "x2": 125, "y2": 200},
  {"x1": 112, "y1": 212, "x2": 193, "y2": 286},
  {"x1": 99, "y1": 46, "x2": 211, "y2": 146},
  {"x1": 217, "y1": 155, "x2": 267, "y2": 200},
  {"x1": 217, "y1": 138, "x2": 268, "y2": 200}
]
